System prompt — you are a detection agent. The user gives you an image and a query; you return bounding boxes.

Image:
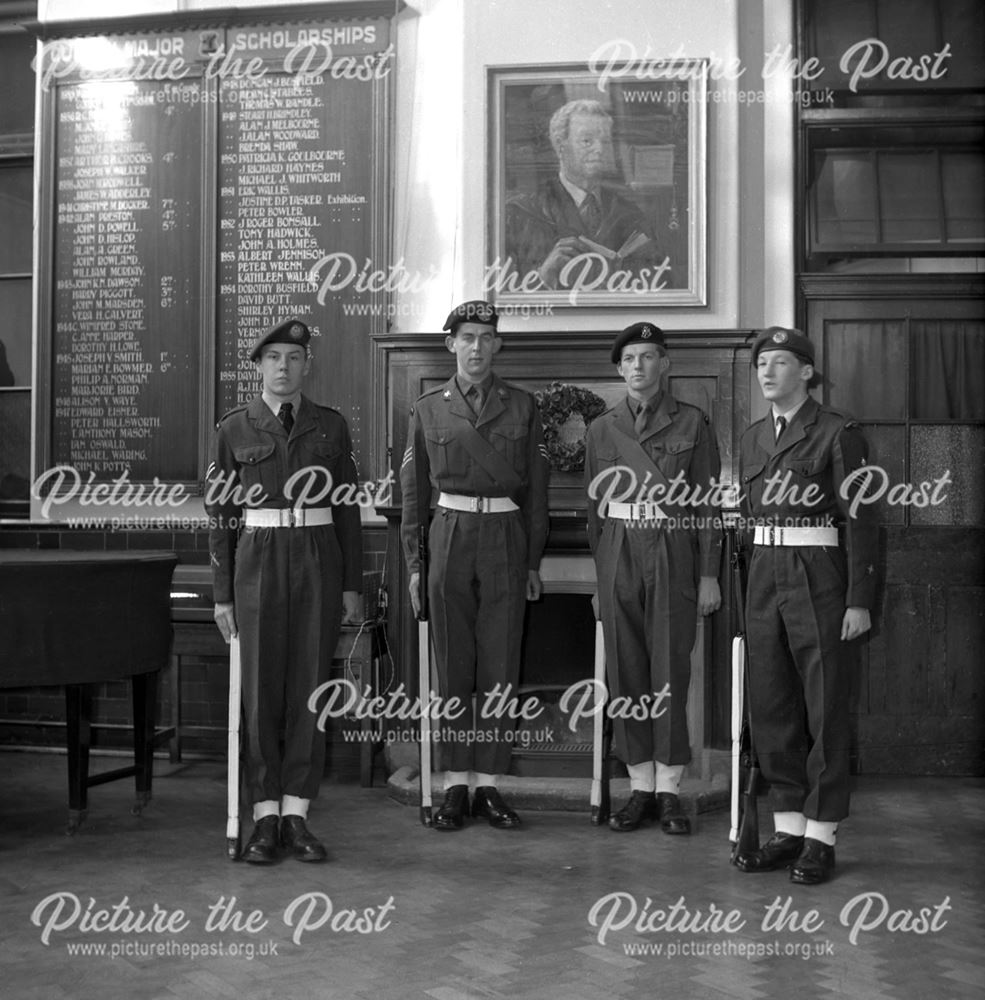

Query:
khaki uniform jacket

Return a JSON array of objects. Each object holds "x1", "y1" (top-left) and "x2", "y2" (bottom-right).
[
  {"x1": 399, "y1": 373, "x2": 550, "y2": 574},
  {"x1": 738, "y1": 396, "x2": 878, "y2": 609},
  {"x1": 206, "y1": 394, "x2": 363, "y2": 603},
  {"x1": 585, "y1": 392, "x2": 722, "y2": 579}
]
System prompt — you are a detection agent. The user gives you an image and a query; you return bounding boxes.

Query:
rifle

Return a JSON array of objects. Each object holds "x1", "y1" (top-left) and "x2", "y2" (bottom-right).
[
  {"x1": 727, "y1": 520, "x2": 761, "y2": 862},
  {"x1": 226, "y1": 635, "x2": 242, "y2": 859},
  {"x1": 589, "y1": 616, "x2": 611, "y2": 825},
  {"x1": 417, "y1": 525, "x2": 433, "y2": 826}
]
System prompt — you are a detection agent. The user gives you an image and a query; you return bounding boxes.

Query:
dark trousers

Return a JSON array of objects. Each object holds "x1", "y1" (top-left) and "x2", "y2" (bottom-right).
[
  {"x1": 745, "y1": 544, "x2": 856, "y2": 822},
  {"x1": 427, "y1": 508, "x2": 528, "y2": 774},
  {"x1": 235, "y1": 524, "x2": 343, "y2": 806},
  {"x1": 595, "y1": 521, "x2": 697, "y2": 767}
]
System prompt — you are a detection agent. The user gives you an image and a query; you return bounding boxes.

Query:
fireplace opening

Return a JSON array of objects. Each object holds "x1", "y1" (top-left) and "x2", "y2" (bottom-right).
[{"x1": 511, "y1": 592, "x2": 607, "y2": 777}]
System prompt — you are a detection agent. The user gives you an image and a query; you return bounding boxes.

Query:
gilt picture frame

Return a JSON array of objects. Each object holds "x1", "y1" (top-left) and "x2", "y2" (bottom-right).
[{"x1": 487, "y1": 61, "x2": 708, "y2": 310}]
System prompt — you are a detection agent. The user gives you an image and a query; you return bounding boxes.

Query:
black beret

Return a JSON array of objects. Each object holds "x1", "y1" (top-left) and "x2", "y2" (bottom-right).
[
  {"x1": 751, "y1": 326, "x2": 815, "y2": 367},
  {"x1": 249, "y1": 318, "x2": 311, "y2": 362},
  {"x1": 610, "y1": 322, "x2": 665, "y2": 363},
  {"x1": 442, "y1": 300, "x2": 499, "y2": 333}
]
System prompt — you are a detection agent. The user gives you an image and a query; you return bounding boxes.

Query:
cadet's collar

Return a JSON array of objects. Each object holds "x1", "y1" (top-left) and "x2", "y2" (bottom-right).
[
  {"x1": 261, "y1": 388, "x2": 301, "y2": 416},
  {"x1": 455, "y1": 373, "x2": 493, "y2": 399},
  {"x1": 626, "y1": 388, "x2": 664, "y2": 416},
  {"x1": 771, "y1": 394, "x2": 809, "y2": 425}
]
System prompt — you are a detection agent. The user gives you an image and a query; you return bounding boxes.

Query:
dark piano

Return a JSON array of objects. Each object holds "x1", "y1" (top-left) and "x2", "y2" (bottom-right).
[{"x1": 0, "y1": 549, "x2": 177, "y2": 831}]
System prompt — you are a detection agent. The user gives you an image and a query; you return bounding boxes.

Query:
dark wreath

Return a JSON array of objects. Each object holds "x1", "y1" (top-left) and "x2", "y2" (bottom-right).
[{"x1": 535, "y1": 382, "x2": 608, "y2": 473}]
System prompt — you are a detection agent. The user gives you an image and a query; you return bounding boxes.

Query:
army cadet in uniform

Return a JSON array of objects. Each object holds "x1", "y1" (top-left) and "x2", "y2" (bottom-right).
[
  {"x1": 585, "y1": 323, "x2": 722, "y2": 835},
  {"x1": 734, "y1": 327, "x2": 877, "y2": 885},
  {"x1": 400, "y1": 300, "x2": 550, "y2": 831},
  {"x1": 207, "y1": 318, "x2": 363, "y2": 864}
]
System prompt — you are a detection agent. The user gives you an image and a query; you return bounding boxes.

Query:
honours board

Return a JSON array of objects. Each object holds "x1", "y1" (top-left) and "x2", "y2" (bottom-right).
[
  {"x1": 35, "y1": 12, "x2": 393, "y2": 506},
  {"x1": 51, "y1": 76, "x2": 204, "y2": 481},
  {"x1": 215, "y1": 31, "x2": 382, "y2": 416}
]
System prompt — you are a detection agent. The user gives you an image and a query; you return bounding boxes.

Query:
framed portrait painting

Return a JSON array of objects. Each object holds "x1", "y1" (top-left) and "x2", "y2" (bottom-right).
[{"x1": 487, "y1": 62, "x2": 707, "y2": 309}]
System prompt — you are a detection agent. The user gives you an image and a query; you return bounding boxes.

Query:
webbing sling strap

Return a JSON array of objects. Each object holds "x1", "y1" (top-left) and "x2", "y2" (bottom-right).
[{"x1": 454, "y1": 418, "x2": 524, "y2": 496}]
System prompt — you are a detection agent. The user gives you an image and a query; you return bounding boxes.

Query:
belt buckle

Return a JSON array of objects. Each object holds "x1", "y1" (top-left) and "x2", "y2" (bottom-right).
[
  {"x1": 767, "y1": 524, "x2": 775, "y2": 545},
  {"x1": 288, "y1": 508, "x2": 299, "y2": 527},
  {"x1": 469, "y1": 497, "x2": 487, "y2": 514}
]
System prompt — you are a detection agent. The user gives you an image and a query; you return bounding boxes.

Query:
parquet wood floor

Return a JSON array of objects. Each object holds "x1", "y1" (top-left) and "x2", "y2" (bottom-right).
[{"x1": 0, "y1": 753, "x2": 981, "y2": 1000}]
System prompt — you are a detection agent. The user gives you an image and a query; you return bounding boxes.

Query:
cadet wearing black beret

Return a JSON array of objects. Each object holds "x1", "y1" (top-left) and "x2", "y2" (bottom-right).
[
  {"x1": 587, "y1": 321, "x2": 723, "y2": 835},
  {"x1": 401, "y1": 299, "x2": 549, "y2": 832},
  {"x1": 750, "y1": 326, "x2": 815, "y2": 367},
  {"x1": 248, "y1": 317, "x2": 312, "y2": 362},
  {"x1": 609, "y1": 321, "x2": 665, "y2": 363},
  {"x1": 734, "y1": 325, "x2": 877, "y2": 884},
  {"x1": 442, "y1": 300, "x2": 499, "y2": 333},
  {"x1": 207, "y1": 315, "x2": 363, "y2": 864}
]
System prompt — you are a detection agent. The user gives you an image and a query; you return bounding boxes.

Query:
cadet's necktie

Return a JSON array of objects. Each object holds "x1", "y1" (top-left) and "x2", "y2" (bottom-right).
[
  {"x1": 468, "y1": 384, "x2": 484, "y2": 416},
  {"x1": 635, "y1": 400, "x2": 650, "y2": 438},
  {"x1": 580, "y1": 192, "x2": 602, "y2": 234},
  {"x1": 279, "y1": 402, "x2": 294, "y2": 435},
  {"x1": 775, "y1": 414, "x2": 787, "y2": 444}
]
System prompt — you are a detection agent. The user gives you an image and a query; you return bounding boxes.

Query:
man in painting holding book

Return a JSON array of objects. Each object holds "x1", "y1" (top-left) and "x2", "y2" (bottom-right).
[{"x1": 504, "y1": 99, "x2": 672, "y2": 293}]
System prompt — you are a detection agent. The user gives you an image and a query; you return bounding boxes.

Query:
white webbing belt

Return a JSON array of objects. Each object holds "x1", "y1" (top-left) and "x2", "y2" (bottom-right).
[
  {"x1": 607, "y1": 500, "x2": 667, "y2": 522},
  {"x1": 753, "y1": 525, "x2": 837, "y2": 546},
  {"x1": 437, "y1": 492, "x2": 518, "y2": 514},
  {"x1": 244, "y1": 508, "x2": 333, "y2": 528}
]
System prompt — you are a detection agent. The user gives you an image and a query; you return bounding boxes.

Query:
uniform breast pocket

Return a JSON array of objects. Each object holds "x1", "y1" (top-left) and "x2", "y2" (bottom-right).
[
  {"x1": 741, "y1": 462, "x2": 765, "y2": 508},
  {"x1": 742, "y1": 462, "x2": 765, "y2": 482},
  {"x1": 424, "y1": 427, "x2": 467, "y2": 478},
  {"x1": 660, "y1": 438, "x2": 695, "y2": 476},
  {"x1": 595, "y1": 446, "x2": 621, "y2": 469},
  {"x1": 589, "y1": 447, "x2": 633, "y2": 499},
  {"x1": 489, "y1": 423, "x2": 528, "y2": 468},
  {"x1": 233, "y1": 443, "x2": 277, "y2": 499},
  {"x1": 787, "y1": 455, "x2": 829, "y2": 505},
  {"x1": 293, "y1": 440, "x2": 342, "y2": 502}
]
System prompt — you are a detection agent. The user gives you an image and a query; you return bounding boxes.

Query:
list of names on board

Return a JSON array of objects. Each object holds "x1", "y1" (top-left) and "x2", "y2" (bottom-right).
[
  {"x1": 216, "y1": 71, "x2": 372, "y2": 413},
  {"x1": 51, "y1": 78, "x2": 203, "y2": 481},
  {"x1": 40, "y1": 19, "x2": 393, "y2": 498}
]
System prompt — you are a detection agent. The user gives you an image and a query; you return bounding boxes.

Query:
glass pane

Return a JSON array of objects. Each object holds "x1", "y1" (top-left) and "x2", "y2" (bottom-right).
[
  {"x1": 822, "y1": 320, "x2": 906, "y2": 419},
  {"x1": 860, "y1": 424, "x2": 906, "y2": 526},
  {"x1": 911, "y1": 425, "x2": 985, "y2": 526},
  {"x1": 0, "y1": 31, "x2": 37, "y2": 136},
  {"x1": 939, "y1": 0, "x2": 985, "y2": 90},
  {"x1": 814, "y1": 152, "x2": 879, "y2": 246},
  {"x1": 877, "y1": 0, "x2": 940, "y2": 55},
  {"x1": 942, "y1": 151, "x2": 985, "y2": 244},
  {"x1": 878, "y1": 152, "x2": 941, "y2": 245},
  {"x1": 0, "y1": 163, "x2": 33, "y2": 274},
  {"x1": 0, "y1": 389, "x2": 30, "y2": 501},
  {"x1": 808, "y1": 0, "x2": 878, "y2": 71},
  {"x1": 911, "y1": 320, "x2": 985, "y2": 419},
  {"x1": 0, "y1": 278, "x2": 31, "y2": 386}
]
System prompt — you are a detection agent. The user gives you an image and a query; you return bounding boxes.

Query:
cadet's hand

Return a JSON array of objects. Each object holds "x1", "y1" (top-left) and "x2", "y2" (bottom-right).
[
  {"x1": 526, "y1": 570, "x2": 543, "y2": 601},
  {"x1": 698, "y1": 576, "x2": 722, "y2": 616},
  {"x1": 342, "y1": 591, "x2": 364, "y2": 624},
  {"x1": 591, "y1": 593, "x2": 601, "y2": 621},
  {"x1": 537, "y1": 237, "x2": 584, "y2": 288},
  {"x1": 408, "y1": 571, "x2": 421, "y2": 618},
  {"x1": 214, "y1": 602, "x2": 237, "y2": 644},
  {"x1": 841, "y1": 606, "x2": 871, "y2": 641}
]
